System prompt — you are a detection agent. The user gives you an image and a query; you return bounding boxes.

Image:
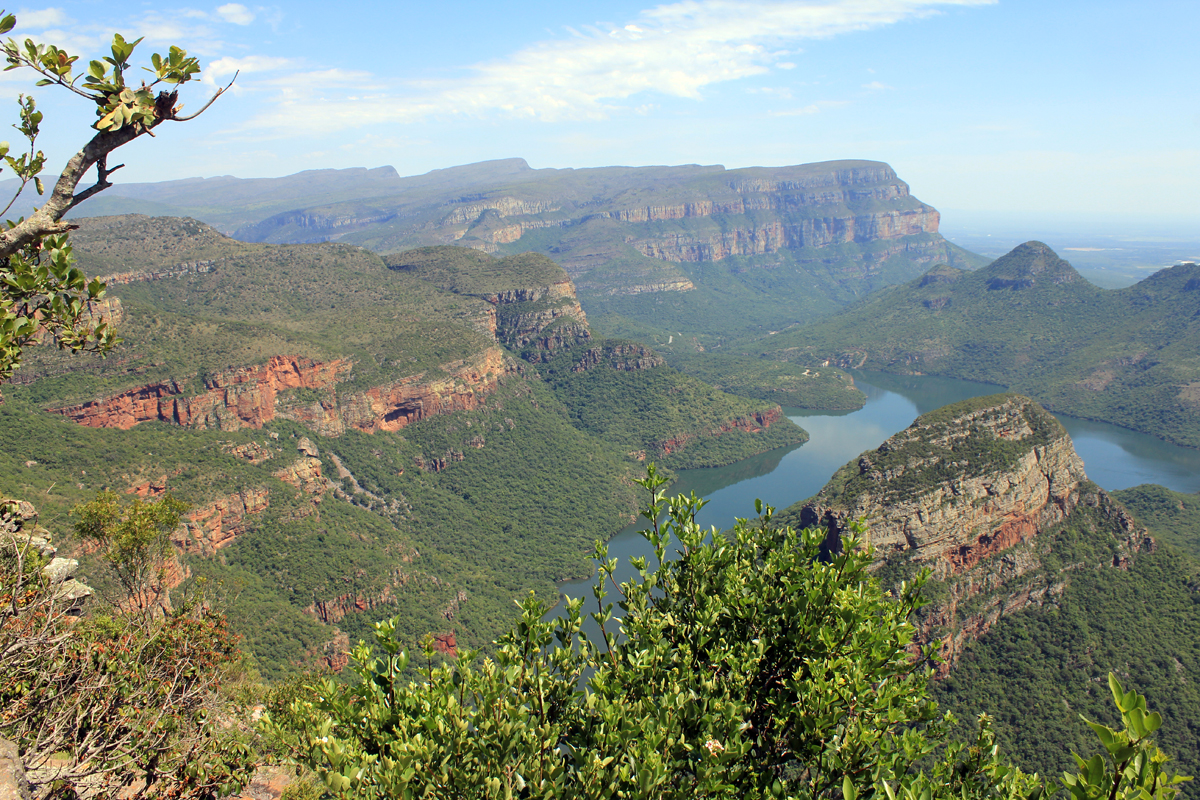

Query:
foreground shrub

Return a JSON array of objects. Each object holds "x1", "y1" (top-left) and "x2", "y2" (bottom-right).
[{"x1": 275, "y1": 467, "x2": 1060, "y2": 799}]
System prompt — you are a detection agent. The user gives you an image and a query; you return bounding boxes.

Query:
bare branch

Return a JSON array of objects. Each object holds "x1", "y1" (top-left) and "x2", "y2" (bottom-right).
[{"x1": 173, "y1": 71, "x2": 237, "y2": 122}]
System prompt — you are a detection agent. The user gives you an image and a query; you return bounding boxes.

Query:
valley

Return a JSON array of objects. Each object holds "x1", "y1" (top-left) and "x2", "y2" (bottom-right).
[
  {"x1": 7, "y1": 156, "x2": 1200, "y2": 795},
  {"x1": 1, "y1": 213, "x2": 806, "y2": 678}
]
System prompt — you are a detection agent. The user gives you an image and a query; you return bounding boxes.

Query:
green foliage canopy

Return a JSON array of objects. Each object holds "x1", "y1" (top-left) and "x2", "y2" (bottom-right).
[{"x1": 271, "y1": 469, "x2": 1044, "y2": 800}]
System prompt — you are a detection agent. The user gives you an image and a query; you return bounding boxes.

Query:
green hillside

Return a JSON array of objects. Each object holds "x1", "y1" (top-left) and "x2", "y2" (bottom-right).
[
  {"x1": 3, "y1": 216, "x2": 810, "y2": 677},
  {"x1": 1113, "y1": 483, "x2": 1200, "y2": 562},
  {"x1": 666, "y1": 352, "x2": 866, "y2": 410},
  {"x1": 758, "y1": 241, "x2": 1200, "y2": 447},
  {"x1": 933, "y1": 538, "x2": 1200, "y2": 783}
]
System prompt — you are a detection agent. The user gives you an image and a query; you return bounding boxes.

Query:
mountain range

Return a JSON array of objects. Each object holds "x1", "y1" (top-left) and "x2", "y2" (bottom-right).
[
  {"x1": 67, "y1": 158, "x2": 985, "y2": 345},
  {"x1": 757, "y1": 241, "x2": 1200, "y2": 448}
]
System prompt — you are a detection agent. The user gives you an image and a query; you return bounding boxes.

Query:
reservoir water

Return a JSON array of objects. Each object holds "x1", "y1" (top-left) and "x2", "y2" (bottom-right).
[{"x1": 553, "y1": 370, "x2": 1200, "y2": 615}]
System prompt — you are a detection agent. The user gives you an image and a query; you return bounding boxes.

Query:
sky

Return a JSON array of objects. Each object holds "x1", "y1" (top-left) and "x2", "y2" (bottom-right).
[{"x1": 2, "y1": 0, "x2": 1197, "y2": 230}]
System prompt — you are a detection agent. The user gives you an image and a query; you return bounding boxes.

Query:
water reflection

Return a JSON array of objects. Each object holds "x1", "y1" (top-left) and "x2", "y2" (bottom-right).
[
  {"x1": 1057, "y1": 415, "x2": 1200, "y2": 493},
  {"x1": 551, "y1": 370, "x2": 1200, "y2": 624}
]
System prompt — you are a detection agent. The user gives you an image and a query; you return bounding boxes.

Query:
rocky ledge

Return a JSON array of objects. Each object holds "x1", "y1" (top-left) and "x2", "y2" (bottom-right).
[
  {"x1": 48, "y1": 348, "x2": 514, "y2": 438},
  {"x1": 786, "y1": 394, "x2": 1153, "y2": 672}
]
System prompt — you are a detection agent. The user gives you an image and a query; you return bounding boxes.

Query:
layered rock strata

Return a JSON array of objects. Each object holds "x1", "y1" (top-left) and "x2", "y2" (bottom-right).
[
  {"x1": 49, "y1": 348, "x2": 513, "y2": 438},
  {"x1": 279, "y1": 347, "x2": 511, "y2": 437},
  {"x1": 51, "y1": 355, "x2": 351, "y2": 431},
  {"x1": 489, "y1": 282, "x2": 590, "y2": 350},
  {"x1": 791, "y1": 394, "x2": 1152, "y2": 672},
  {"x1": 630, "y1": 208, "x2": 937, "y2": 263},
  {"x1": 174, "y1": 488, "x2": 271, "y2": 555}
]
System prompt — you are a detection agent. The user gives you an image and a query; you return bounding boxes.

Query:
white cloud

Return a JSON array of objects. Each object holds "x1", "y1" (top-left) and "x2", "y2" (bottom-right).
[
  {"x1": 206, "y1": 55, "x2": 293, "y2": 81},
  {"x1": 862, "y1": 80, "x2": 892, "y2": 90},
  {"x1": 216, "y1": 3, "x2": 255, "y2": 25},
  {"x1": 13, "y1": 7, "x2": 68, "y2": 29},
  {"x1": 231, "y1": 0, "x2": 994, "y2": 135}
]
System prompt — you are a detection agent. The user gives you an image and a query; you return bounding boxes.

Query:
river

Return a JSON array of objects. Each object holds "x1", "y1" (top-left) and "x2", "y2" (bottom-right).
[{"x1": 553, "y1": 370, "x2": 1200, "y2": 616}]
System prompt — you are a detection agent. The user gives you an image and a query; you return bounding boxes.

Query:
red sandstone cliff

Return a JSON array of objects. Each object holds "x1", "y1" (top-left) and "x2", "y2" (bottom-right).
[
  {"x1": 50, "y1": 355, "x2": 351, "y2": 431},
  {"x1": 48, "y1": 347, "x2": 513, "y2": 438},
  {"x1": 793, "y1": 395, "x2": 1153, "y2": 673}
]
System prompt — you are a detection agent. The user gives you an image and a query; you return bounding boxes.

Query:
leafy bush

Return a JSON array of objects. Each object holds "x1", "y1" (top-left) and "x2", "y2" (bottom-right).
[
  {"x1": 0, "y1": 496, "x2": 257, "y2": 799},
  {"x1": 270, "y1": 469, "x2": 1027, "y2": 799}
]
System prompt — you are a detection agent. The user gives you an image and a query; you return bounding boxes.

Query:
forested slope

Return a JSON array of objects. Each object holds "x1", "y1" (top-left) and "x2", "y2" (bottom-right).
[
  {"x1": 2, "y1": 216, "x2": 803, "y2": 677},
  {"x1": 759, "y1": 241, "x2": 1200, "y2": 447}
]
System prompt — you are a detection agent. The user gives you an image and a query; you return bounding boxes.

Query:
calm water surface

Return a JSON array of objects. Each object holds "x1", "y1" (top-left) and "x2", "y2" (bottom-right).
[{"x1": 553, "y1": 371, "x2": 1200, "y2": 619}]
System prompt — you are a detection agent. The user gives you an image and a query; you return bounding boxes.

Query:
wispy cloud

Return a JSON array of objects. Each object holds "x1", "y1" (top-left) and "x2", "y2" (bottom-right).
[
  {"x1": 205, "y1": 54, "x2": 294, "y2": 82},
  {"x1": 226, "y1": 0, "x2": 992, "y2": 137},
  {"x1": 216, "y1": 3, "x2": 255, "y2": 26},
  {"x1": 13, "y1": 7, "x2": 69, "y2": 29},
  {"x1": 862, "y1": 80, "x2": 892, "y2": 90}
]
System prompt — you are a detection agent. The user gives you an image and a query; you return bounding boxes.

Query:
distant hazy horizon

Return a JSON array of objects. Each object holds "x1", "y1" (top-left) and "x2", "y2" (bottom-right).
[{"x1": 2, "y1": 0, "x2": 1194, "y2": 225}]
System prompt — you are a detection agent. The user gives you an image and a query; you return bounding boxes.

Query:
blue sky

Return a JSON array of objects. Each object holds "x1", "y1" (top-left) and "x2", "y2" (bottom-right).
[{"x1": 3, "y1": 1, "x2": 1198, "y2": 227}]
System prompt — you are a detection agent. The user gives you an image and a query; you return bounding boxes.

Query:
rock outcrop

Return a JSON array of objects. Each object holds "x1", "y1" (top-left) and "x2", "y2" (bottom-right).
[
  {"x1": 800, "y1": 395, "x2": 1087, "y2": 569},
  {"x1": 571, "y1": 343, "x2": 665, "y2": 373},
  {"x1": 1, "y1": 500, "x2": 92, "y2": 608},
  {"x1": 0, "y1": 738, "x2": 31, "y2": 800},
  {"x1": 49, "y1": 348, "x2": 514, "y2": 438},
  {"x1": 174, "y1": 488, "x2": 271, "y2": 555},
  {"x1": 50, "y1": 355, "x2": 352, "y2": 431},
  {"x1": 790, "y1": 394, "x2": 1153, "y2": 672},
  {"x1": 488, "y1": 281, "x2": 590, "y2": 350},
  {"x1": 279, "y1": 346, "x2": 512, "y2": 437}
]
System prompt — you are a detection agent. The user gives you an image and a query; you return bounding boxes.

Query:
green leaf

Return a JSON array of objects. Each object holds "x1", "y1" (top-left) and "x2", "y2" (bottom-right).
[
  {"x1": 1129, "y1": 707, "x2": 1147, "y2": 738},
  {"x1": 1085, "y1": 719, "x2": 1116, "y2": 751},
  {"x1": 1108, "y1": 673, "x2": 1126, "y2": 709},
  {"x1": 843, "y1": 775, "x2": 857, "y2": 800}
]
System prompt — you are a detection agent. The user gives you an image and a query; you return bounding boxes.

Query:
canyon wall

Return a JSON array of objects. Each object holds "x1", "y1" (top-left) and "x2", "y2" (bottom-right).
[
  {"x1": 790, "y1": 394, "x2": 1153, "y2": 672},
  {"x1": 229, "y1": 160, "x2": 963, "y2": 299},
  {"x1": 49, "y1": 348, "x2": 513, "y2": 438}
]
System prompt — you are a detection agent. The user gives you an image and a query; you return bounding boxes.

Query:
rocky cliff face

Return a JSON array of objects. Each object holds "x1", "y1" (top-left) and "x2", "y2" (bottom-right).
[
  {"x1": 278, "y1": 346, "x2": 512, "y2": 436},
  {"x1": 48, "y1": 348, "x2": 514, "y2": 438},
  {"x1": 790, "y1": 394, "x2": 1153, "y2": 672},
  {"x1": 50, "y1": 355, "x2": 352, "y2": 431},
  {"x1": 571, "y1": 343, "x2": 665, "y2": 373},
  {"x1": 489, "y1": 281, "x2": 591, "y2": 351},
  {"x1": 630, "y1": 208, "x2": 938, "y2": 263},
  {"x1": 174, "y1": 488, "x2": 271, "y2": 555},
  {"x1": 229, "y1": 159, "x2": 965, "y2": 299}
]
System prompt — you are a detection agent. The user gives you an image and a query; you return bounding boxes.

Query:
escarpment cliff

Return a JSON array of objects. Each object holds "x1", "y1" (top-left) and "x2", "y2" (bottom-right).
[
  {"x1": 786, "y1": 394, "x2": 1153, "y2": 672},
  {"x1": 49, "y1": 355, "x2": 351, "y2": 431},
  {"x1": 209, "y1": 159, "x2": 981, "y2": 312},
  {"x1": 387, "y1": 247, "x2": 591, "y2": 353},
  {"x1": 49, "y1": 347, "x2": 514, "y2": 437},
  {"x1": 629, "y1": 206, "x2": 938, "y2": 263}
]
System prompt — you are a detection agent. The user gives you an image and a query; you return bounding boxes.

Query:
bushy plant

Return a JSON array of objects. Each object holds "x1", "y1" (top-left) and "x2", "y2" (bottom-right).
[
  {"x1": 270, "y1": 467, "x2": 1063, "y2": 799},
  {"x1": 0, "y1": 495, "x2": 257, "y2": 799}
]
